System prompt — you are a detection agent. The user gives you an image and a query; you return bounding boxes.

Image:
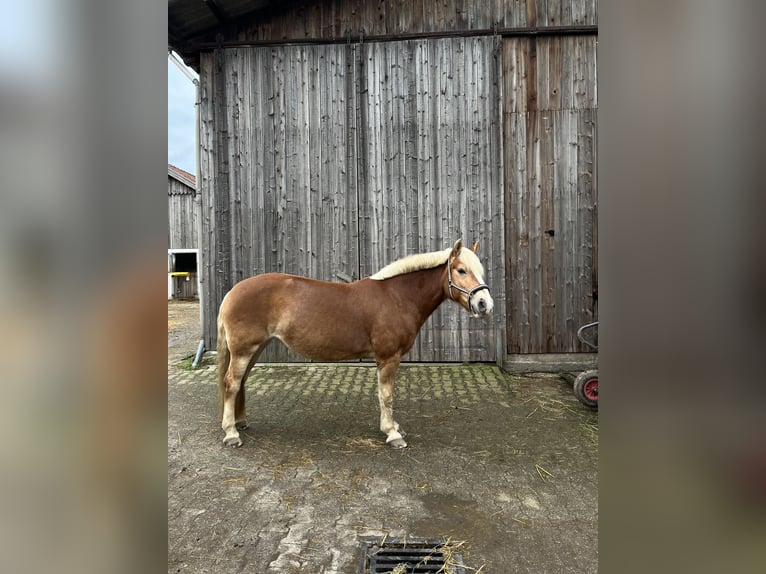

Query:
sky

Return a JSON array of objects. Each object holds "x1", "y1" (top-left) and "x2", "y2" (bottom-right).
[
  {"x1": 0, "y1": 0, "x2": 60, "y2": 83},
  {"x1": 167, "y1": 55, "x2": 197, "y2": 174}
]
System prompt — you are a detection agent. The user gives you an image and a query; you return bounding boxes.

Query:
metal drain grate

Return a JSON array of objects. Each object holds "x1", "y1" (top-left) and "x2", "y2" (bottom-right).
[{"x1": 358, "y1": 537, "x2": 466, "y2": 574}]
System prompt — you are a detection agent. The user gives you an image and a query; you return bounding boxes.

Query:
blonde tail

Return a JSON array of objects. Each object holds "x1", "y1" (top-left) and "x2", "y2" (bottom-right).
[{"x1": 217, "y1": 309, "x2": 230, "y2": 418}]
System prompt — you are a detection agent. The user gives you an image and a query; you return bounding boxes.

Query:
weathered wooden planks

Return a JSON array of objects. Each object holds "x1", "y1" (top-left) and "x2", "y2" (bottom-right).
[
  {"x1": 201, "y1": 45, "x2": 360, "y2": 361},
  {"x1": 357, "y1": 37, "x2": 504, "y2": 361},
  {"x1": 503, "y1": 35, "x2": 597, "y2": 354},
  {"x1": 168, "y1": 176, "x2": 198, "y2": 249},
  {"x1": 199, "y1": 38, "x2": 505, "y2": 362},
  {"x1": 195, "y1": 2, "x2": 599, "y2": 361},
  {"x1": 241, "y1": 0, "x2": 597, "y2": 41}
]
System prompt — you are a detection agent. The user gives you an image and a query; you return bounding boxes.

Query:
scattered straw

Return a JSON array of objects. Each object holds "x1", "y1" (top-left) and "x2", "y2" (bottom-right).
[
  {"x1": 223, "y1": 476, "x2": 247, "y2": 485},
  {"x1": 535, "y1": 464, "x2": 554, "y2": 482},
  {"x1": 259, "y1": 449, "x2": 317, "y2": 481},
  {"x1": 415, "y1": 480, "x2": 431, "y2": 493},
  {"x1": 435, "y1": 538, "x2": 475, "y2": 574},
  {"x1": 345, "y1": 437, "x2": 385, "y2": 449},
  {"x1": 405, "y1": 453, "x2": 423, "y2": 465},
  {"x1": 281, "y1": 495, "x2": 297, "y2": 510},
  {"x1": 582, "y1": 422, "x2": 599, "y2": 446},
  {"x1": 524, "y1": 395, "x2": 579, "y2": 418},
  {"x1": 511, "y1": 516, "x2": 530, "y2": 526}
]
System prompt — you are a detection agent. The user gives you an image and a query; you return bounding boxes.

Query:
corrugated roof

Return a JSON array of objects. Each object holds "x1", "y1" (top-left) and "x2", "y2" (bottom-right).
[{"x1": 168, "y1": 164, "x2": 196, "y2": 191}]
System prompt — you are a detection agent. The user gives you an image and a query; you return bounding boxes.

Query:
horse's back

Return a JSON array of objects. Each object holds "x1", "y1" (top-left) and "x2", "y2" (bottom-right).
[
  {"x1": 220, "y1": 273, "x2": 378, "y2": 360},
  {"x1": 223, "y1": 273, "x2": 353, "y2": 312}
]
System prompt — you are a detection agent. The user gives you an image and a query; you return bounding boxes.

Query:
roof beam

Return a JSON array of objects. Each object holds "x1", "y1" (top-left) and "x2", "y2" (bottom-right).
[{"x1": 189, "y1": 24, "x2": 599, "y2": 51}]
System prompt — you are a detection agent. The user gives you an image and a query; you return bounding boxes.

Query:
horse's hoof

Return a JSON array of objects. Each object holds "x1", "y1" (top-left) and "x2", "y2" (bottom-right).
[
  {"x1": 386, "y1": 430, "x2": 407, "y2": 449},
  {"x1": 235, "y1": 421, "x2": 249, "y2": 431},
  {"x1": 223, "y1": 436, "x2": 243, "y2": 447},
  {"x1": 388, "y1": 438, "x2": 408, "y2": 449}
]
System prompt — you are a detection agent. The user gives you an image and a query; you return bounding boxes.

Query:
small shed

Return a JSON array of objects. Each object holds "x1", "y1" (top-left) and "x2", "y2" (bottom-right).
[
  {"x1": 168, "y1": 0, "x2": 598, "y2": 369},
  {"x1": 168, "y1": 164, "x2": 199, "y2": 299}
]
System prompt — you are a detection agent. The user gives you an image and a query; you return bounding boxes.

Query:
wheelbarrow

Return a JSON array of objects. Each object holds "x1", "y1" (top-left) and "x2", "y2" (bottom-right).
[{"x1": 573, "y1": 321, "x2": 598, "y2": 408}]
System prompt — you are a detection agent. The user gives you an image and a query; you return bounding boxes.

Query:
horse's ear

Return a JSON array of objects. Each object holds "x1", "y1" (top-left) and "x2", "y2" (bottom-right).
[
  {"x1": 469, "y1": 241, "x2": 479, "y2": 253},
  {"x1": 451, "y1": 238, "x2": 463, "y2": 257}
]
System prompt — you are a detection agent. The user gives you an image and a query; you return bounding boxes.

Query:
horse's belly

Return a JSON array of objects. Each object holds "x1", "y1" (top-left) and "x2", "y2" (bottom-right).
[{"x1": 274, "y1": 329, "x2": 372, "y2": 362}]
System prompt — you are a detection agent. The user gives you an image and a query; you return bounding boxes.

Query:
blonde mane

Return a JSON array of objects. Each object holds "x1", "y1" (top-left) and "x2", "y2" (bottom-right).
[{"x1": 370, "y1": 246, "x2": 484, "y2": 280}]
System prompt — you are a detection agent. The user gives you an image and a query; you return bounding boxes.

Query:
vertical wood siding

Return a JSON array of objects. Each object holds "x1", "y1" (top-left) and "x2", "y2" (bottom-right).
[
  {"x1": 199, "y1": 38, "x2": 504, "y2": 362},
  {"x1": 357, "y1": 37, "x2": 504, "y2": 361},
  {"x1": 503, "y1": 35, "x2": 597, "y2": 353},
  {"x1": 195, "y1": 0, "x2": 598, "y2": 361},
  {"x1": 201, "y1": 44, "x2": 360, "y2": 361},
  {"x1": 168, "y1": 177, "x2": 198, "y2": 249}
]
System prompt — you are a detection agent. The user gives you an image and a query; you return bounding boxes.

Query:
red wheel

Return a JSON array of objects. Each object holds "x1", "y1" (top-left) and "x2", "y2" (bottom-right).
[{"x1": 574, "y1": 370, "x2": 598, "y2": 408}]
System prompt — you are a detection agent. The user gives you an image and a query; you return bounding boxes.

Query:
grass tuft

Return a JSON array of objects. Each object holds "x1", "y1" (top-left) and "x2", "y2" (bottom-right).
[{"x1": 177, "y1": 355, "x2": 216, "y2": 370}]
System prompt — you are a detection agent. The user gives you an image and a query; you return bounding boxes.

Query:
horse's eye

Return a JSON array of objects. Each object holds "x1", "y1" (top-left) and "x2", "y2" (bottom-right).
[{"x1": 458, "y1": 268, "x2": 467, "y2": 275}]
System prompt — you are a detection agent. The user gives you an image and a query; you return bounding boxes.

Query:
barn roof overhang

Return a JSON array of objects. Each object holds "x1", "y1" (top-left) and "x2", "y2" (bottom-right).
[
  {"x1": 168, "y1": 1, "x2": 598, "y2": 72},
  {"x1": 168, "y1": 0, "x2": 305, "y2": 71}
]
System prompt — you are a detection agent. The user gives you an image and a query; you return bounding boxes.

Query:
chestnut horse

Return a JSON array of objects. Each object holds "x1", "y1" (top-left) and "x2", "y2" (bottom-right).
[{"x1": 217, "y1": 239, "x2": 494, "y2": 448}]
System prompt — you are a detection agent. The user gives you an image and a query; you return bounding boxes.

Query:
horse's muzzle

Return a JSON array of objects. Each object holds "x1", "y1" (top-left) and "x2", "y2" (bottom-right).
[{"x1": 470, "y1": 288, "x2": 494, "y2": 318}]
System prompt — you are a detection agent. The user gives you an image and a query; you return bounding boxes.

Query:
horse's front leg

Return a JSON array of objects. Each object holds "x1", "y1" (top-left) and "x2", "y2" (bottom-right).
[{"x1": 377, "y1": 356, "x2": 407, "y2": 448}]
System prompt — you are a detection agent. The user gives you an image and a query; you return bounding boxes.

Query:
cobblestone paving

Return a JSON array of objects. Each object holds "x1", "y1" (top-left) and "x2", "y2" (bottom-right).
[{"x1": 168, "y1": 359, "x2": 598, "y2": 573}]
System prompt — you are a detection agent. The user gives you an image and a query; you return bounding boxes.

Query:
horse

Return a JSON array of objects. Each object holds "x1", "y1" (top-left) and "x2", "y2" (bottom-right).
[{"x1": 216, "y1": 238, "x2": 494, "y2": 448}]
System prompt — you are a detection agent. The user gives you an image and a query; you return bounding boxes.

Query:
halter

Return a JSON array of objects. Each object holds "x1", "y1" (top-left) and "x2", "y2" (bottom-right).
[{"x1": 447, "y1": 257, "x2": 490, "y2": 309}]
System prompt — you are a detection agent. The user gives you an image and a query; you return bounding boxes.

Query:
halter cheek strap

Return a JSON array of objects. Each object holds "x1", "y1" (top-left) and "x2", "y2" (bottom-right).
[{"x1": 447, "y1": 259, "x2": 490, "y2": 309}]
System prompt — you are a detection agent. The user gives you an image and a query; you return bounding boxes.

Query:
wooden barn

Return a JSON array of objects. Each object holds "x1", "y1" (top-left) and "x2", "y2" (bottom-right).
[
  {"x1": 168, "y1": 0, "x2": 598, "y2": 369},
  {"x1": 168, "y1": 164, "x2": 200, "y2": 299}
]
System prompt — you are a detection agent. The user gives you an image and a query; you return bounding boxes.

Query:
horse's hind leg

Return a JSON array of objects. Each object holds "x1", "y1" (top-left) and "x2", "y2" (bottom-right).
[
  {"x1": 234, "y1": 355, "x2": 259, "y2": 431},
  {"x1": 221, "y1": 352, "x2": 255, "y2": 447},
  {"x1": 376, "y1": 356, "x2": 407, "y2": 448}
]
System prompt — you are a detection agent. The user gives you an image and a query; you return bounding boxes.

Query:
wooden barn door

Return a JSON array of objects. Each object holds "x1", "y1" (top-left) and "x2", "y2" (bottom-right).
[
  {"x1": 356, "y1": 37, "x2": 505, "y2": 362},
  {"x1": 502, "y1": 36, "x2": 598, "y2": 354},
  {"x1": 201, "y1": 45, "x2": 362, "y2": 362},
  {"x1": 201, "y1": 40, "x2": 505, "y2": 362}
]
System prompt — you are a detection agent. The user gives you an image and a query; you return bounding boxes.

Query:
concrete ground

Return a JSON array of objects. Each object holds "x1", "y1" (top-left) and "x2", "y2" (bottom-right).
[{"x1": 168, "y1": 300, "x2": 598, "y2": 573}]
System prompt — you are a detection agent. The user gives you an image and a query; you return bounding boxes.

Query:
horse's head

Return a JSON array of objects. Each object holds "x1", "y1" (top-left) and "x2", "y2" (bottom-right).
[{"x1": 446, "y1": 239, "x2": 494, "y2": 318}]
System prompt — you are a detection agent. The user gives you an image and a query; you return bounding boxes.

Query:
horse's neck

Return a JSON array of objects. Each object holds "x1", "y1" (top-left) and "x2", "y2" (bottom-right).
[{"x1": 392, "y1": 266, "x2": 448, "y2": 325}]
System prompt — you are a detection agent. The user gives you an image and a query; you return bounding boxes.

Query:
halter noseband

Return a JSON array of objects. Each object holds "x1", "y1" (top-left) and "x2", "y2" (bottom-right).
[{"x1": 447, "y1": 258, "x2": 490, "y2": 309}]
